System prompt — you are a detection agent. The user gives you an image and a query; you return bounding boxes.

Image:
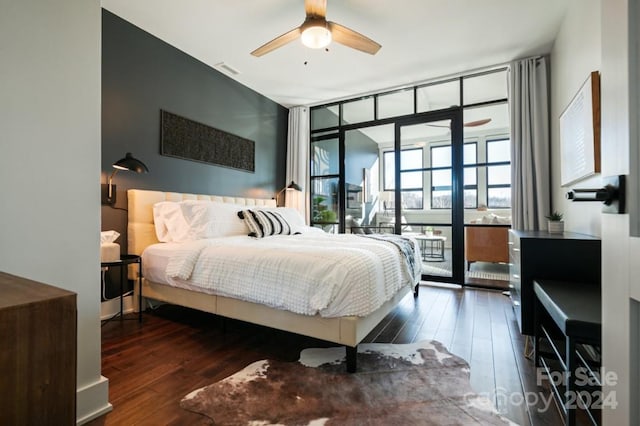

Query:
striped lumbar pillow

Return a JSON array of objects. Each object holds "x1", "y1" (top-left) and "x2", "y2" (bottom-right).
[{"x1": 238, "y1": 209, "x2": 292, "y2": 238}]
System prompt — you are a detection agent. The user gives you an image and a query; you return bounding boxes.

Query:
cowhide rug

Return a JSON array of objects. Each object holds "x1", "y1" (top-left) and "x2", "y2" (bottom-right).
[{"x1": 181, "y1": 340, "x2": 517, "y2": 425}]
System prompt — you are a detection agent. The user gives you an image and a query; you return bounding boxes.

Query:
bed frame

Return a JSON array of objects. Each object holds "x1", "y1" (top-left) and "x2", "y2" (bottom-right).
[{"x1": 127, "y1": 189, "x2": 414, "y2": 372}]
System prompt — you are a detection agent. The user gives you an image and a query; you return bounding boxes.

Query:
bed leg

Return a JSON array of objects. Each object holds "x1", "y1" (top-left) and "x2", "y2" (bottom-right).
[
  {"x1": 346, "y1": 345, "x2": 357, "y2": 373},
  {"x1": 414, "y1": 283, "x2": 420, "y2": 298}
]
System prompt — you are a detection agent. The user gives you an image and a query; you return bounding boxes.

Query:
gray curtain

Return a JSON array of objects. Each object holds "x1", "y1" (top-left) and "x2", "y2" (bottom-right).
[{"x1": 509, "y1": 56, "x2": 551, "y2": 231}]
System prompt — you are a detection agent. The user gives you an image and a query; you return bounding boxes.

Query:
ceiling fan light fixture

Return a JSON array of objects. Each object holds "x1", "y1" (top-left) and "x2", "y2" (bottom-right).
[
  {"x1": 251, "y1": 1, "x2": 380, "y2": 57},
  {"x1": 301, "y1": 23, "x2": 332, "y2": 49}
]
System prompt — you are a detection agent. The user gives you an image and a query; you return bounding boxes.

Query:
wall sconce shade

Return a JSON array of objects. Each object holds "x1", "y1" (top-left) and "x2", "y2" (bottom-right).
[
  {"x1": 275, "y1": 181, "x2": 302, "y2": 207},
  {"x1": 102, "y1": 152, "x2": 149, "y2": 205},
  {"x1": 112, "y1": 152, "x2": 149, "y2": 173},
  {"x1": 284, "y1": 181, "x2": 302, "y2": 192}
]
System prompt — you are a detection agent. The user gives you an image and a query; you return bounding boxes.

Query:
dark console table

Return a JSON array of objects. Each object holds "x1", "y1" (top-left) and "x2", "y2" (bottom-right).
[{"x1": 508, "y1": 230, "x2": 601, "y2": 335}]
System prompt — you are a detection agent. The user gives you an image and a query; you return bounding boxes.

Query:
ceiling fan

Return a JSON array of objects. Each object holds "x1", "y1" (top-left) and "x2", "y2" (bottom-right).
[
  {"x1": 427, "y1": 118, "x2": 492, "y2": 129},
  {"x1": 250, "y1": 0, "x2": 381, "y2": 57}
]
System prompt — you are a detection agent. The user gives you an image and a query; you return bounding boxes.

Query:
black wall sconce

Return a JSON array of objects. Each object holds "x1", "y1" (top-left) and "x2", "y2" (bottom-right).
[
  {"x1": 101, "y1": 153, "x2": 149, "y2": 205},
  {"x1": 566, "y1": 175, "x2": 626, "y2": 214},
  {"x1": 274, "y1": 181, "x2": 302, "y2": 207}
]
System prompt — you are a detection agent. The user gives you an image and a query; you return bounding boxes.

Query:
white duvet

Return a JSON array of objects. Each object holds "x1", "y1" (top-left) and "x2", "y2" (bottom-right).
[{"x1": 143, "y1": 232, "x2": 421, "y2": 318}]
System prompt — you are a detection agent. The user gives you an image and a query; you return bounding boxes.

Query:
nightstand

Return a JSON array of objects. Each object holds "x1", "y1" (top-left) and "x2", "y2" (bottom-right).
[{"x1": 101, "y1": 254, "x2": 142, "y2": 324}]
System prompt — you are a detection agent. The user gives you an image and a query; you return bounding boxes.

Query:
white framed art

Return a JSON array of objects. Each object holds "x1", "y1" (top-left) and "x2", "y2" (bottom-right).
[{"x1": 559, "y1": 71, "x2": 601, "y2": 186}]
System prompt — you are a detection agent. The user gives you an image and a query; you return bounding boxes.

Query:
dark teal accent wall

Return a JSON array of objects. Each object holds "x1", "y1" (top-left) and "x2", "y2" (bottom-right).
[
  {"x1": 101, "y1": 9, "x2": 287, "y2": 239},
  {"x1": 100, "y1": 10, "x2": 287, "y2": 297}
]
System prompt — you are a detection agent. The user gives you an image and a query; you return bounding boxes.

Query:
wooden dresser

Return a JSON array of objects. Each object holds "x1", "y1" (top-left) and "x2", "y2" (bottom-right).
[
  {"x1": 0, "y1": 271, "x2": 77, "y2": 425},
  {"x1": 508, "y1": 230, "x2": 601, "y2": 335}
]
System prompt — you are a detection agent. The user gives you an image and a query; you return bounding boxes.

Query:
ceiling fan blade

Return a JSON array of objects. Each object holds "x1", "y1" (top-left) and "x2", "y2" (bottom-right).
[
  {"x1": 464, "y1": 118, "x2": 492, "y2": 127},
  {"x1": 305, "y1": 0, "x2": 327, "y2": 18},
  {"x1": 426, "y1": 118, "x2": 492, "y2": 130},
  {"x1": 251, "y1": 27, "x2": 301, "y2": 57},
  {"x1": 328, "y1": 21, "x2": 381, "y2": 55}
]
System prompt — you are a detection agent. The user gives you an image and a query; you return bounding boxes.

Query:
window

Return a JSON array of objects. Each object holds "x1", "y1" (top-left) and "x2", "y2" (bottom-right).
[
  {"x1": 311, "y1": 138, "x2": 338, "y2": 176},
  {"x1": 416, "y1": 79, "x2": 460, "y2": 112},
  {"x1": 310, "y1": 105, "x2": 339, "y2": 130},
  {"x1": 486, "y1": 138, "x2": 511, "y2": 208},
  {"x1": 342, "y1": 97, "x2": 374, "y2": 125},
  {"x1": 463, "y1": 143, "x2": 478, "y2": 208},
  {"x1": 430, "y1": 145, "x2": 451, "y2": 208},
  {"x1": 378, "y1": 89, "x2": 414, "y2": 119},
  {"x1": 310, "y1": 136, "x2": 340, "y2": 232},
  {"x1": 431, "y1": 143, "x2": 477, "y2": 209},
  {"x1": 309, "y1": 67, "x2": 511, "y2": 240},
  {"x1": 463, "y1": 69, "x2": 508, "y2": 105},
  {"x1": 383, "y1": 148, "x2": 423, "y2": 209}
]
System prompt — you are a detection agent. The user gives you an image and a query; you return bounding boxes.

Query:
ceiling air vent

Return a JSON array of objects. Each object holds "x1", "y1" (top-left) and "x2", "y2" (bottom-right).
[{"x1": 214, "y1": 62, "x2": 240, "y2": 76}]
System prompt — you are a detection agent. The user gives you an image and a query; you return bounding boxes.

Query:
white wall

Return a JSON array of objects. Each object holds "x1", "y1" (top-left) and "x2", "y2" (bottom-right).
[
  {"x1": 600, "y1": 0, "x2": 638, "y2": 423},
  {"x1": 0, "y1": 0, "x2": 109, "y2": 423},
  {"x1": 553, "y1": 0, "x2": 639, "y2": 423},
  {"x1": 550, "y1": 0, "x2": 603, "y2": 236}
]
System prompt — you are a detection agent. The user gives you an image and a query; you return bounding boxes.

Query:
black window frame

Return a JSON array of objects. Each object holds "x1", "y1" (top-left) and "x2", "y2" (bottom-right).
[
  {"x1": 430, "y1": 142, "x2": 478, "y2": 209},
  {"x1": 463, "y1": 141, "x2": 478, "y2": 209},
  {"x1": 486, "y1": 138, "x2": 511, "y2": 209},
  {"x1": 310, "y1": 137, "x2": 339, "y2": 177},
  {"x1": 383, "y1": 148, "x2": 424, "y2": 210}
]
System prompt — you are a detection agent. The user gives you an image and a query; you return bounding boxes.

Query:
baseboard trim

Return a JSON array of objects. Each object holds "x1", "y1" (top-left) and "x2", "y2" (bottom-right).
[{"x1": 76, "y1": 375, "x2": 112, "y2": 425}]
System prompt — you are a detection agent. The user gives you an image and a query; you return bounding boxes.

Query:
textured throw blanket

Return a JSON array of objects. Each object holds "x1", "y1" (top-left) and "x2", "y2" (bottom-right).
[{"x1": 359, "y1": 233, "x2": 421, "y2": 284}]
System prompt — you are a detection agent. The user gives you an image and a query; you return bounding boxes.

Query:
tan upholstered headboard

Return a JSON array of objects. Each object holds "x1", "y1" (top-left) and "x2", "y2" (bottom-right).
[{"x1": 127, "y1": 189, "x2": 277, "y2": 256}]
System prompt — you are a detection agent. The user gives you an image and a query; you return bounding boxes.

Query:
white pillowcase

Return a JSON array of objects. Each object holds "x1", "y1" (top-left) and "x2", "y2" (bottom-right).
[
  {"x1": 479, "y1": 213, "x2": 512, "y2": 225},
  {"x1": 153, "y1": 200, "x2": 249, "y2": 242},
  {"x1": 153, "y1": 201, "x2": 191, "y2": 242},
  {"x1": 179, "y1": 200, "x2": 249, "y2": 240},
  {"x1": 261, "y1": 207, "x2": 306, "y2": 228}
]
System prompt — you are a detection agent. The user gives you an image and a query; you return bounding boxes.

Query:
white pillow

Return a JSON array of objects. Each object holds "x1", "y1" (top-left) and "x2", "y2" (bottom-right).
[
  {"x1": 480, "y1": 213, "x2": 497, "y2": 224},
  {"x1": 494, "y1": 215, "x2": 511, "y2": 224},
  {"x1": 179, "y1": 200, "x2": 249, "y2": 240},
  {"x1": 298, "y1": 226, "x2": 326, "y2": 234},
  {"x1": 262, "y1": 207, "x2": 306, "y2": 228},
  {"x1": 153, "y1": 201, "x2": 190, "y2": 242},
  {"x1": 478, "y1": 213, "x2": 511, "y2": 225}
]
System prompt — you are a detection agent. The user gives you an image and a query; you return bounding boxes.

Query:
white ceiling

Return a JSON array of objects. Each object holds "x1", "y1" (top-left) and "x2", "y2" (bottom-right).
[{"x1": 102, "y1": 0, "x2": 568, "y2": 108}]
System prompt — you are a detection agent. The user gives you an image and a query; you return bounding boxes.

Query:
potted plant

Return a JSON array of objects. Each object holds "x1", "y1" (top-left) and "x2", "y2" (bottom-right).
[
  {"x1": 546, "y1": 211, "x2": 564, "y2": 234},
  {"x1": 424, "y1": 226, "x2": 434, "y2": 237},
  {"x1": 312, "y1": 196, "x2": 337, "y2": 230}
]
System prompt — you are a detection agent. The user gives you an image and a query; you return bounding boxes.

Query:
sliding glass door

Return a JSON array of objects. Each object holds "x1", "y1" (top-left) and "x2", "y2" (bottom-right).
[
  {"x1": 343, "y1": 124, "x2": 392, "y2": 233},
  {"x1": 392, "y1": 111, "x2": 464, "y2": 283},
  {"x1": 309, "y1": 68, "x2": 511, "y2": 287}
]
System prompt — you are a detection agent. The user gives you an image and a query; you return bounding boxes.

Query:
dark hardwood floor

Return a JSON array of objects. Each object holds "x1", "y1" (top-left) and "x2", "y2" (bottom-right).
[{"x1": 88, "y1": 284, "x2": 563, "y2": 425}]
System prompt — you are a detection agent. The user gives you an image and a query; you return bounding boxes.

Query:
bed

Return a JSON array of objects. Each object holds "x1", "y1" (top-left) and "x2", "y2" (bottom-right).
[{"x1": 127, "y1": 189, "x2": 421, "y2": 372}]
